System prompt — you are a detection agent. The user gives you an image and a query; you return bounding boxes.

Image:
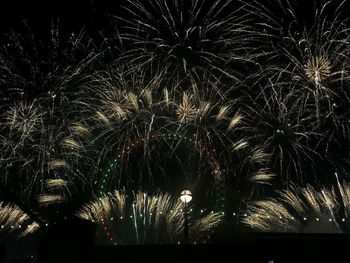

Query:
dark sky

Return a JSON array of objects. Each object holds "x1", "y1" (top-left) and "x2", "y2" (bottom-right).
[
  {"x1": 2, "y1": 0, "x2": 349, "y2": 30},
  {"x1": 0, "y1": 0, "x2": 123, "y2": 29}
]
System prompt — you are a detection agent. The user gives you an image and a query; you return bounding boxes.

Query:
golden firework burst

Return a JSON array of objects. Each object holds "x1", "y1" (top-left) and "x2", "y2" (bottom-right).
[
  {"x1": 77, "y1": 191, "x2": 223, "y2": 244},
  {"x1": 304, "y1": 55, "x2": 331, "y2": 85},
  {"x1": 176, "y1": 92, "x2": 198, "y2": 123}
]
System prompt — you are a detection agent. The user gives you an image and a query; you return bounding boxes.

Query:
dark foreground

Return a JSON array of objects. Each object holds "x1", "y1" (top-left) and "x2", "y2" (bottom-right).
[
  {"x1": 94, "y1": 234, "x2": 347, "y2": 263},
  {"x1": 2, "y1": 234, "x2": 347, "y2": 263},
  {"x1": 2, "y1": 219, "x2": 347, "y2": 263}
]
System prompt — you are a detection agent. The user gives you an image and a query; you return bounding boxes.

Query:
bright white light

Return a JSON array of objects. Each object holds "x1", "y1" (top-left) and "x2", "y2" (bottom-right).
[{"x1": 180, "y1": 190, "x2": 192, "y2": 203}]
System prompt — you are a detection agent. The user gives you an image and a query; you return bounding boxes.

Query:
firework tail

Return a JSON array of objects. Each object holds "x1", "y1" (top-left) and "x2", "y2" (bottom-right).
[{"x1": 0, "y1": 181, "x2": 45, "y2": 228}]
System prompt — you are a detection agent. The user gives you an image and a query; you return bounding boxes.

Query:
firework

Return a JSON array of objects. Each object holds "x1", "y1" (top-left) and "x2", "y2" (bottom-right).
[
  {"x1": 47, "y1": 160, "x2": 69, "y2": 171},
  {"x1": 245, "y1": 0, "x2": 350, "y2": 137},
  {"x1": 4, "y1": 101, "x2": 44, "y2": 140},
  {"x1": 115, "y1": 0, "x2": 260, "y2": 91},
  {"x1": 242, "y1": 82, "x2": 325, "y2": 184},
  {"x1": 0, "y1": 99, "x2": 72, "y2": 204},
  {"x1": 0, "y1": 20, "x2": 98, "y2": 208},
  {"x1": 0, "y1": 100, "x2": 46, "y2": 197},
  {"x1": 176, "y1": 92, "x2": 198, "y2": 123},
  {"x1": 0, "y1": 20, "x2": 97, "y2": 99},
  {"x1": 1, "y1": 0, "x2": 349, "y2": 240},
  {"x1": 0, "y1": 202, "x2": 40, "y2": 238},
  {"x1": 36, "y1": 179, "x2": 74, "y2": 215},
  {"x1": 45, "y1": 179, "x2": 72, "y2": 190},
  {"x1": 238, "y1": 0, "x2": 350, "y2": 186},
  {"x1": 77, "y1": 191, "x2": 223, "y2": 244},
  {"x1": 243, "y1": 180, "x2": 350, "y2": 233},
  {"x1": 37, "y1": 194, "x2": 65, "y2": 207},
  {"x1": 304, "y1": 55, "x2": 332, "y2": 85},
  {"x1": 63, "y1": 78, "x2": 274, "y2": 211}
]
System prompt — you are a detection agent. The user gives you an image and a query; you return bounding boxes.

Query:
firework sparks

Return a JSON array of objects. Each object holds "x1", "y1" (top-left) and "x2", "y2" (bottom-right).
[
  {"x1": 62, "y1": 138, "x2": 83, "y2": 151},
  {"x1": 0, "y1": 0, "x2": 349, "y2": 241},
  {"x1": 47, "y1": 160, "x2": 69, "y2": 171},
  {"x1": 245, "y1": 0, "x2": 350, "y2": 137},
  {"x1": 0, "y1": 20, "x2": 96, "y2": 98},
  {"x1": 0, "y1": 202, "x2": 40, "y2": 237},
  {"x1": 176, "y1": 92, "x2": 198, "y2": 123},
  {"x1": 304, "y1": 55, "x2": 332, "y2": 85},
  {"x1": 38, "y1": 194, "x2": 65, "y2": 207},
  {"x1": 45, "y1": 179, "x2": 72, "y2": 190},
  {"x1": 77, "y1": 191, "x2": 223, "y2": 244},
  {"x1": 4, "y1": 101, "x2": 44, "y2": 140},
  {"x1": 63, "y1": 79, "x2": 274, "y2": 212},
  {"x1": 244, "y1": 182, "x2": 350, "y2": 233},
  {"x1": 243, "y1": 82, "x2": 323, "y2": 184},
  {"x1": 117, "y1": 0, "x2": 259, "y2": 89}
]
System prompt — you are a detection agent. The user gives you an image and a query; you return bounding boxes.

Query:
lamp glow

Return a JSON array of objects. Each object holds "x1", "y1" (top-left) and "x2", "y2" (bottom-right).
[{"x1": 180, "y1": 190, "x2": 192, "y2": 203}]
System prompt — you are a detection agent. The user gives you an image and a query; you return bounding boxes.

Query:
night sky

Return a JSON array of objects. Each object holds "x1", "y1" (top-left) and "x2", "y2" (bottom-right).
[{"x1": 1, "y1": 0, "x2": 350, "y2": 260}]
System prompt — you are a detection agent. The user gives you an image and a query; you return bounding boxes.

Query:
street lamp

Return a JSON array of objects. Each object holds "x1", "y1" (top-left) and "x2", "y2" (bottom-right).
[{"x1": 180, "y1": 190, "x2": 192, "y2": 244}]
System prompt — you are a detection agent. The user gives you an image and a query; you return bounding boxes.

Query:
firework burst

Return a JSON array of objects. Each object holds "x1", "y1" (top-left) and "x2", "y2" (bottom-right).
[
  {"x1": 0, "y1": 202, "x2": 40, "y2": 239},
  {"x1": 1, "y1": 0, "x2": 349, "y2": 239},
  {"x1": 0, "y1": 20, "x2": 99, "y2": 208},
  {"x1": 77, "y1": 191, "x2": 223, "y2": 244},
  {"x1": 242, "y1": 82, "x2": 328, "y2": 185},
  {"x1": 0, "y1": 99, "x2": 74, "y2": 205},
  {"x1": 243, "y1": 179, "x2": 350, "y2": 233},
  {"x1": 0, "y1": 20, "x2": 97, "y2": 100},
  {"x1": 115, "y1": 0, "x2": 260, "y2": 91},
  {"x1": 0, "y1": 100, "x2": 46, "y2": 197},
  {"x1": 245, "y1": 0, "x2": 350, "y2": 137},
  {"x1": 304, "y1": 55, "x2": 332, "y2": 85},
  {"x1": 63, "y1": 75, "x2": 274, "y2": 211}
]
